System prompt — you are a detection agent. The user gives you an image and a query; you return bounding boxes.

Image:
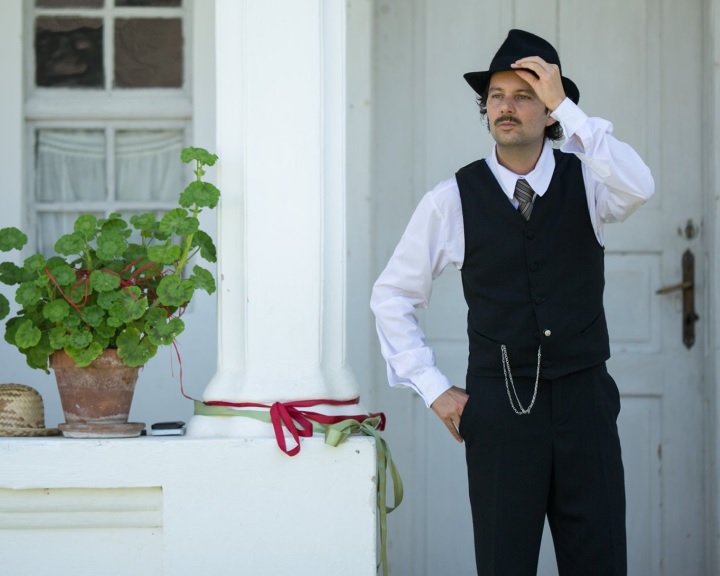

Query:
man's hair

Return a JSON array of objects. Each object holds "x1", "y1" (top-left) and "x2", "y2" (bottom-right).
[{"x1": 476, "y1": 89, "x2": 564, "y2": 142}]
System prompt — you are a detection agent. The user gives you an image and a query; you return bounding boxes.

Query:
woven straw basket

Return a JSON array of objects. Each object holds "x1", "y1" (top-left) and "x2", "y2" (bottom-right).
[{"x1": 0, "y1": 384, "x2": 60, "y2": 437}]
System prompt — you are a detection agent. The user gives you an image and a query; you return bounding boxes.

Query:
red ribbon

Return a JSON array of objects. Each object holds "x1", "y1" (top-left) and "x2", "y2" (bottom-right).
[{"x1": 204, "y1": 397, "x2": 386, "y2": 456}]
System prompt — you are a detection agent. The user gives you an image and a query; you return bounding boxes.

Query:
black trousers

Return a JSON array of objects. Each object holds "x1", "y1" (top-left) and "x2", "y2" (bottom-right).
[{"x1": 459, "y1": 363, "x2": 626, "y2": 576}]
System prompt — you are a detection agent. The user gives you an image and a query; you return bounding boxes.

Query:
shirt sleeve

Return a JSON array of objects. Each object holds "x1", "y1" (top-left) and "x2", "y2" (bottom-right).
[
  {"x1": 552, "y1": 98, "x2": 655, "y2": 238},
  {"x1": 370, "y1": 179, "x2": 464, "y2": 407}
]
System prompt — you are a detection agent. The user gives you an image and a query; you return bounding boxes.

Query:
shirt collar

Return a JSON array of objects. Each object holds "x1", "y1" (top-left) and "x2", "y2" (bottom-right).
[{"x1": 486, "y1": 140, "x2": 556, "y2": 201}]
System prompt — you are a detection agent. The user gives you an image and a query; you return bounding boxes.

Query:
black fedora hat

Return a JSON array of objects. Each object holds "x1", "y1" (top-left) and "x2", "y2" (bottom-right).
[{"x1": 464, "y1": 29, "x2": 579, "y2": 104}]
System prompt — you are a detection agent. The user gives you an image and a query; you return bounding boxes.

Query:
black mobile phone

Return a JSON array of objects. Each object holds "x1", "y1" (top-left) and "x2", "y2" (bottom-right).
[{"x1": 150, "y1": 421, "x2": 186, "y2": 435}]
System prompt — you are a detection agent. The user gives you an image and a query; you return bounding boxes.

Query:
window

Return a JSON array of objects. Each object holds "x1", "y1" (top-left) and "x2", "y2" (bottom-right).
[{"x1": 26, "y1": 0, "x2": 190, "y2": 255}]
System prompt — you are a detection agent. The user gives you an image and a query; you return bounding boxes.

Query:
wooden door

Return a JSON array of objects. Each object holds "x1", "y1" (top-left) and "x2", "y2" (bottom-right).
[{"x1": 370, "y1": 0, "x2": 707, "y2": 574}]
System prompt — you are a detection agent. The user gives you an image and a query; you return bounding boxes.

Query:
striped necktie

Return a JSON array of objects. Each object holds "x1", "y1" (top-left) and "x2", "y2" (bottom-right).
[{"x1": 514, "y1": 178, "x2": 535, "y2": 221}]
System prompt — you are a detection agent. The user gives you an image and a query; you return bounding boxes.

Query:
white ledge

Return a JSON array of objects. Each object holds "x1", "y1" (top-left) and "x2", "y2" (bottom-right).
[{"x1": 0, "y1": 436, "x2": 378, "y2": 576}]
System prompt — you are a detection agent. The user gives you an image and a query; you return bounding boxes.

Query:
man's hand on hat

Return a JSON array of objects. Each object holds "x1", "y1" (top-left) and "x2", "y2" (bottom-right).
[{"x1": 511, "y1": 56, "x2": 566, "y2": 112}]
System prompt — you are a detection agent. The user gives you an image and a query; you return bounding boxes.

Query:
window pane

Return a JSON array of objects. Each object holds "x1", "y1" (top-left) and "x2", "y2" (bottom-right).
[
  {"x1": 115, "y1": 0, "x2": 181, "y2": 6},
  {"x1": 36, "y1": 0, "x2": 103, "y2": 7},
  {"x1": 36, "y1": 129, "x2": 106, "y2": 202},
  {"x1": 35, "y1": 17, "x2": 104, "y2": 88},
  {"x1": 114, "y1": 18, "x2": 183, "y2": 88},
  {"x1": 115, "y1": 130, "x2": 184, "y2": 201}
]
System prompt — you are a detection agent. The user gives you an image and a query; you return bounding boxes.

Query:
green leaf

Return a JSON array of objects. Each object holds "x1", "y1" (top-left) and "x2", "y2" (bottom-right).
[
  {"x1": 191, "y1": 230, "x2": 217, "y2": 263},
  {"x1": 117, "y1": 327, "x2": 156, "y2": 367},
  {"x1": 177, "y1": 216, "x2": 199, "y2": 237},
  {"x1": 15, "y1": 319, "x2": 41, "y2": 349},
  {"x1": 181, "y1": 147, "x2": 218, "y2": 166},
  {"x1": 0, "y1": 262, "x2": 26, "y2": 285},
  {"x1": 67, "y1": 280, "x2": 90, "y2": 305},
  {"x1": 94, "y1": 320, "x2": 116, "y2": 339},
  {"x1": 65, "y1": 341, "x2": 103, "y2": 367},
  {"x1": 49, "y1": 327, "x2": 68, "y2": 350},
  {"x1": 43, "y1": 299, "x2": 70, "y2": 322},
  {"x1": 62, "y1": 313, "x2": 82, "y2": 329},
  {"x1": 4, "y1": 317, "x2": 22, "y2": 346},
  {"x1": 46, "y1": 263, "x2": 77, "y2": 287},
  {"x1": 81, "y1": 305, "x2": 106, "y2": 327},
  {"x1": 119, "y1": 287, "x2": 146, "y2": 320},
  {"x1": 23, "y1": 254, "x2": 47, "y2": 274},
  {"x1": 55, "y1": 233, "x2": 86, "y2": 256},
  {"x1": 33, "y1": 273, "x2": 50, "y2": 289},
  {"x1": 98, "y1": 291, "x2": 118, "y2": 310},
  {"x1": 67, "y1": 327, "x2": 93, "y2": 349},
  {"x1": 15, "y1": 282, "x2": 42, "y2": 307},
  {"x1": 92, "y1": 332, "x2": 111, "y2": 351},
  {"x1": 123, "y1": 243, "x2": 149, "y2": 263},
  {"x1": 101, "y1": 214, "x2": 130, "y2": 236},
  {"x1": 180, "y1": 180, "x2": 221, "y2": 209},
  {"x1": 145, "y1": 309, "x2": 185, "y2": 346},
  {"x1": 24, "y1": 340, "x2": 52, "y2": 373},
  {"x1": 0, "y1": 294, "x2": 8, "y2": 320},
  {"x1": 157, "y1": 275, "x2": 194, "y2": 307},
  {"x1": 74, "y1": 214, "x2": 98, "y2": 238},
  {"x1": 108, "y1": 286, "x2": 146, "y2": 326},
  {"x1": 89, "y1": 269, "x2": 122, "y2": 292},
  {"x1": 190, "y1": 265, "x2": 216, "y2": 294},
  {"x1": 159, "y1": 208, "x2": 189, "y2": 236},
  {"x1": 96, "y1": 231, "x2": 127, "y2": 261},
  {"x1": 0, "y1": 227, "x2": 28, "y2": 252},
  {"x1": 130, "y1": 213, "x2": 157, "y2": 234},
  {"x1": 147, "y1": 242, "x2": 181, "y2": 265}
]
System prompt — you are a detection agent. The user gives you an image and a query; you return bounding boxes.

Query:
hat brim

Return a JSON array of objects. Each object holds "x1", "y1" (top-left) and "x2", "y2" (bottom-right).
[
  {"x1": 464, "y1": 69, "x2": 580, "y2": 105},
  {"x1": 0, "y1": 427, "x2": 61, "y2": 437}
]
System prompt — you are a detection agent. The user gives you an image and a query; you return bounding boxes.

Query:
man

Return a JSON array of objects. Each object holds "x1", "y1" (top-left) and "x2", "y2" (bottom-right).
[{"x1": 370, "y1": 29, "x2": 654, "y2": 575}]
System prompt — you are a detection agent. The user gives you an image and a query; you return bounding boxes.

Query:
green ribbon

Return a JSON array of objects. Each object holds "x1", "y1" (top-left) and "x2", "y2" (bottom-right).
[{"x1": 194, "y1": 401, "x2": 403, "y2": 575}]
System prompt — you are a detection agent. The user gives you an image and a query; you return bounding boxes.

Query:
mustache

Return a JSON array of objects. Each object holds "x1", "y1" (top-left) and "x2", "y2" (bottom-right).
[{"x1": 494, "y1": 115, "x2": 521, "y2": 126}]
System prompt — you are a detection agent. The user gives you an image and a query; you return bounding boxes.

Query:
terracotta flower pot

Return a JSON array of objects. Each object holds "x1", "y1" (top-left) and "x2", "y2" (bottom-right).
[{"x1": 50, "y1": 349, "x2": 145, "y2": 438}]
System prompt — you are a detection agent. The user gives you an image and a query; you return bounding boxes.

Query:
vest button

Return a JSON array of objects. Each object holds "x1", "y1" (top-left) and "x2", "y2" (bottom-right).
[
  {"x1": 541, "y1": 360, "x2": 552, "y2": 369},
  {"x1": 526, "y1": 230, "x2": 535, "y2": 239},
  {"x1": 534, "y1": 296, "x2": 545, "y2": 305},
  {"x1": 543, "y1": 329, "x2": 552, "y2": 337},
  {"x1": 529, "y1": 262, "x2": 539, "y2": 272}
]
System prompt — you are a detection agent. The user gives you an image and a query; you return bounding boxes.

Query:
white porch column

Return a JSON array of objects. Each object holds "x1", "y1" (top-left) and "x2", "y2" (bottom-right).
[{"x1": 189, "y1": 0, "x2": 364, "y2": 436}]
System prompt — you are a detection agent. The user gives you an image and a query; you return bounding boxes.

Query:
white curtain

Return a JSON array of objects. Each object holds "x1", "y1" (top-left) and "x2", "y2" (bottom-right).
[
  {"x1": 36, "y1": 130, "x2": 106, "y2": 202},
  {"x1": 115, "y1": 130, "x2": 184, "y2": 202},
  {"x1": 35, "y1": 129, "x2": 184, "y2": 254}
]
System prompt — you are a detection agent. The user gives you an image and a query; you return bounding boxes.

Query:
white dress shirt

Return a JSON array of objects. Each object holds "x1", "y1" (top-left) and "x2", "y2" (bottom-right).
[{"x1": 370, "y1": 98, "x2": 655, "y2": 407}]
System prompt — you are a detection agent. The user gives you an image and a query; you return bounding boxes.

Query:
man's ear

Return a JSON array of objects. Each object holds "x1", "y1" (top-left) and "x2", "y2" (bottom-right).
[{"x1": 545, "y1": 115, "x2": 557, "y2": 127}]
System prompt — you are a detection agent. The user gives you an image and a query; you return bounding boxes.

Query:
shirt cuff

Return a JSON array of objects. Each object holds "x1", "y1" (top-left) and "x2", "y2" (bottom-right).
[
  {"x1": 414, "y1": 367, "x2": 452, "y2": 408},
  {"x1": 551, "y1": 97, "x2": 589, "y2": 140}
]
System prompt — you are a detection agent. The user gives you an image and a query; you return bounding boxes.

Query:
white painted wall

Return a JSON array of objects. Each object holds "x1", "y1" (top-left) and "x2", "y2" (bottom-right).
[
  {"x1": 0, "y1": 436, "x2": 378, "y2": 576},
  {"x1": 706, "y1": 0, "x2": 720, "y2": 572}
]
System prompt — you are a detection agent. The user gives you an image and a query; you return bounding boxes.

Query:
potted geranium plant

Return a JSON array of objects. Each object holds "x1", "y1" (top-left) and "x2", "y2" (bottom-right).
[{"x1": 0, "y1": 146, "x2": 220, "y2": 437}]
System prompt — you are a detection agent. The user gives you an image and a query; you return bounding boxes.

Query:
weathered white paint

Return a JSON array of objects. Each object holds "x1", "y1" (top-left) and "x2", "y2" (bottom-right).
[
  {"x1": 0, "y1": 436, "x2": 378, "y2": 576},
  {"x1": 707, "y1": 0, "x2": 720, "y2": 572},
  {"x1": 192, "y1": 0, "x2": 364, "y2": 438},
  {"x1": 367, "y1": 0, "x2": 717, "y2": 574},
  {"x1": 346, "y1": 0, "x2": 375, "y2": 409},
  {"x1": 0, "y1": 1, "x2": 23, "y2": 235}
]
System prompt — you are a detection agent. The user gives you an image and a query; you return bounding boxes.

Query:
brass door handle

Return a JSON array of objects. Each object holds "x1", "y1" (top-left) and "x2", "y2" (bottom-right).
[
  {"x1": 656, "y1": 280, "x2": 693, "y2": 294},
  {"x1": 655, "y1": 249, "x2": 698, "y2": 348}
]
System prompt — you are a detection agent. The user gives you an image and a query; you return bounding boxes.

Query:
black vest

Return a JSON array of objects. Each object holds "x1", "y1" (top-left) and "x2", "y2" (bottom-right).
[{"x1": 456, "y1": 150, "x2": 610, "y2": 379}]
